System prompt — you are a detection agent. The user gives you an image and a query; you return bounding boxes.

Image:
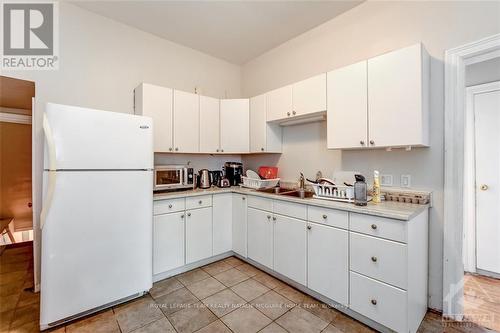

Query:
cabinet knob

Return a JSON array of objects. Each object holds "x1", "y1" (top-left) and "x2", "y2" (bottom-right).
[
  {"x1": 221, "y1": 149, "x2": 224, "y2": 152},
  {"x1": 369, "y1": 140, "x2": 375, "y2": 145},
  {"x1": 242, "y1": 197, "x2": 246, "y2": 200},
  {"x1": 175, "y1": 147, "x2": 179, "y2": 151},
  {"x1": 216, "y1": 149, "x2": 219, "y2": 152},
  {"x1": 307, "y1": 225, "x2": 312, "y2": 230},
  {"x1": 272, "y1": 216, "x2": 276, "y2": 221},
  {"x1": 169, "y1": 147, "x2": 173, "y2": 151},
  {"x1": 187, "y1": 212, "x2": 191, "y2": 217},
  {"x1": 168, "y1": 204, "x2": 173, "y2": 208},
  {"x1": 267, "y1": 215, "x2": 271, "y2": 220},
  {"x1": 371, "y1": 256, "x2": 378, "y2": 262},
  {"x1": 261, "y1": 147, "x2": 264, "y2": 151},
  {"x1": 180, "y1": 215, "x2": 185, "y2": 219},
  {"x1": 292, "y1": 110, "x2": 296, "y2": 115},
  {"x1": 322, "y1": 214, "x2": 327, "y2": 219},
  {"x1": 371, "y1": 299, "x2": 377, "y2": 305},
  {"x1": 198, "y1": 200, "x2": 202, "y2": 205},
  {"x1": 287, "y1": 112, "x2": 291, "y2": 116},
  {"x1": 371, "y1": 224, "x2": 377, "y2": 230},
  {"x1": 360, "y1": 140, "x2": 365, "y2": 146}
]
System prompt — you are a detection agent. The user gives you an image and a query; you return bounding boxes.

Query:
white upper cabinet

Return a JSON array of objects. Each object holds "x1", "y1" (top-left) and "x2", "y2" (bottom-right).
[
  {"x1": 367, "y1": 43, "x2": 429, "y2": 148},
  {"x1": 173, "y1": 90, "x2": 199, "y2": 153},
  {"x1": 134, "y1": 83, "x2": 173, "y2": 153},
  {"x1": 327, "y1": 61, "x2": 368, "y2": 149},
  {"x1": 292, "y1": 73, "x2": 327, "y2": 117},
  {"x1": 250, "y1": 94, "x2": 282, "y2": 153},
  {"x1": 199, "y1": 95, "x2": 220, "y2": 153},
  {"x1": 220, "y1": 99, "x2": 250, "y2": 153},
  {"x1": 266, "y1": 85, "x2": 293, "y2": 122}
]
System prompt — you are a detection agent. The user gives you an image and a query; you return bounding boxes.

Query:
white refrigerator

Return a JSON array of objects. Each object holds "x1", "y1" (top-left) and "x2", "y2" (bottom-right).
[{"x1": 40, "y1": 103, "x2": 153, "y2": 329}]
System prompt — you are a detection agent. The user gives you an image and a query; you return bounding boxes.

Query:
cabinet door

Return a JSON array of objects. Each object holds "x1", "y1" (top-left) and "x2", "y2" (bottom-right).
[
  {"x1": 250, "y1": 94, "x2": 266, "y2": 153},
  {"x1": 273, "y1": 214, "x2": 306, "y2": 285},
  {"x1": 213, "y1": 194, "x2": 232, "y2": 255},
  {"x1": 292, "y1": 73, "x2": 327, "y2": 117},
  {"x1": 134, "y1": 83, "x2": 173, "y2": 153},
  {"x1": 186, "y1": 207, "x2": 213, "y2": 264},
  {"x1": 232, "y1": 194, "x2": 247, "y2": 257},
  {"x1": 200, "y1": 95, "x2": 220, "y2": 153},
  {"x1": 153, "y1": 212, "x2": 185, "y2": 274},
  {"x1": 327, "y1": 62, "x2": 368, "y2": 149},
  {"x1": 368, "y1": 43, "x2": 428, "y2": 147},
  {"x1": 307, "y1": 223, "x2": 348, "y2": 305},
  {"x1": 267, "y1": 85, "x2": 292, "y2": 122},
  {"x1": 220, "y1": 99, "x2": 249, "y2": 153},
  {"x1": 173, "y1": 90, "x2": 199, "y2": 153},
  {"x1": 247, "y1": 208, "x2": 273, "y2": 269}
]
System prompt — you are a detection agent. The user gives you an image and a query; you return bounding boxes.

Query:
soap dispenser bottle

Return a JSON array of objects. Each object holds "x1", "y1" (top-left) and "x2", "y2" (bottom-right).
[{"x1": 373, "y1": 170, "x2": 381, "y2": 203}]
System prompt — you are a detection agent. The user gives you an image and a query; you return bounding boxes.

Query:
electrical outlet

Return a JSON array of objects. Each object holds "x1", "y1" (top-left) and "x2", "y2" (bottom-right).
[
  {"x1": 380, "y1": 174, "x2": 393, "y2": 186},
  {"x1": 401, "y1": 175, "x2": 411, "y2": 188}
]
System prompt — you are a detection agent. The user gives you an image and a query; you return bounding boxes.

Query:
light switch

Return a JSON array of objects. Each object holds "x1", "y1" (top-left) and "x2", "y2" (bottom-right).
[
  {"x1": 401, "y1": 175, "x2": 411, "y2": 188},
  {"x1": 380, "y1": 174, "x2": 393, "y2": 186}
]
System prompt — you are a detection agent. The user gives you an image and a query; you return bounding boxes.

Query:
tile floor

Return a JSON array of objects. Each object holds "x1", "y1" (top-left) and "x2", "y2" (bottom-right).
[{"x1": 1, "y1": 242, "x2": 498, "y2": 333}]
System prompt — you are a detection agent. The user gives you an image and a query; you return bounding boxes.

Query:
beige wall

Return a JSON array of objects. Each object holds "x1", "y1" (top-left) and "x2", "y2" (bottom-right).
[{"x1": 241, "y1": 1, "x2": 500, "y2": 310}]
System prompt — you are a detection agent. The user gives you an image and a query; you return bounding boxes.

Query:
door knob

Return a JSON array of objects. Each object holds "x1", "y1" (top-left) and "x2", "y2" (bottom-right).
[{"x1": 480, "y1": 184, "x2": 489, "y2": 191}]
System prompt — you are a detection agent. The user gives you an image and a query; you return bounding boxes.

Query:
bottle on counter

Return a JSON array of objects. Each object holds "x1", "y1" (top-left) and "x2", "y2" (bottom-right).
[
  {"x1": 373, "y1": 170, "x2": 381, "y2": 203},
  {"x1": 354, "y1": 174, "x2": 368, "y2": 206}
]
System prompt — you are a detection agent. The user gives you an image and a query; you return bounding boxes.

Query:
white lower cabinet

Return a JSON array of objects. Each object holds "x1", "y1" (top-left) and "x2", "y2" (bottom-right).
[
  {"x1": 186, "y1": 207, "x2": 213, "y2": 264},
  {"x1": 213, "y1": 194, "x2": 232, "y2": 255},
  {"x1": 153, "y1": 211, "x2": 185, "y2": 275},
  {"x1": 273, "y1": 214, "x2": 307, "y2": 285},
  {"x1": 247, "y1": 208, "x2": 273, "y2": 269},
  {"x1": 307, "y1": 222, "x2": 348, "y2": 306},
  {"x1": 232, "y1": 194, "x2": 247, "y2": 257}
]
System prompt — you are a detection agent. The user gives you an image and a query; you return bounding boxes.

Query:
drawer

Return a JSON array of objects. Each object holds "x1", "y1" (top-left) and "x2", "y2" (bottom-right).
[
  {"x1": 307, "y1": 206, "x2": 348, "y2": 229},
  {"x1": 186, "y1": 195, "x2": 212, "y2": 210},
  {"x1": 350, "y1": 232, "x2": 407, "y2": 289},
  {"x1": 247, "y1": 195, "x2": 273, "y2": 212},
  {"x1": 350, "y1": 213, "x2": 407, "y2": 243},
  {"x1": 154, "y1": 198, "x2": 185, "y2": 215},
  {"x1": 350, "y1": 271, "x2": 407, "y2": 333},
  {"x1": 273, "y1": 200, "x2": 307, "y2": 220}
]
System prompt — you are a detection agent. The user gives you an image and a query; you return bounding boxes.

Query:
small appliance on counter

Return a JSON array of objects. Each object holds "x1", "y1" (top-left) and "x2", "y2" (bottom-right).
[
  {"x1": 223, "y1": 162, "x2": 243, "y2": 186},
  {"x1": 198, "y1": 169, "x2": 211, "y2": 189},
  {"x1": 154, "y1": 165, "x2": 194, "y2": 191},
  {"x1": 210, "y1": 170, "x2": 223, "y2": 187}
]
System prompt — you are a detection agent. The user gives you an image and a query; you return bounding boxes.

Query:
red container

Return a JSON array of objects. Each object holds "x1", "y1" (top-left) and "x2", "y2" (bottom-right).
[{"x1": 258, "y1": 166, "x2": 278, "y2": 179}]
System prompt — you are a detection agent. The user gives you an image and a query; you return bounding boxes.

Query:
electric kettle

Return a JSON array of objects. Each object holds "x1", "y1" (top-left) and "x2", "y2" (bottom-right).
[{"x1": 199, "y1": 169, "x2": 211, "y2": 189}]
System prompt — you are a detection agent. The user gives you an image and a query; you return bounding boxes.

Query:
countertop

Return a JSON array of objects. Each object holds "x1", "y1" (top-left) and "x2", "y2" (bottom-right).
[{"x1": 153, "y1": 186, "x2": 429, "y2": 221}]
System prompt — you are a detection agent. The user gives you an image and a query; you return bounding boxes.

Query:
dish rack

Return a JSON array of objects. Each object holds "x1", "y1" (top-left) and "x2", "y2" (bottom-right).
[
  {"x1": 241, "y1": 176, "x2": 280, "y2": 190},
  {"x1": 311, "y1": 183, "x2": 355, "y2": 203}
]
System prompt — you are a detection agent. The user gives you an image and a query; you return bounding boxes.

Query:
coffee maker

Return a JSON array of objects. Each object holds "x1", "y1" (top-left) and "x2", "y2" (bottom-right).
[{"x1": 224, "y1": 162, "x2": 243, "y2": 186}]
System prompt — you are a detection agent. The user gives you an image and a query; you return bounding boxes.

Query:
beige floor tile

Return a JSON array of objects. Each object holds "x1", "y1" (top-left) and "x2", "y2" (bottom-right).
[
  {"x1": 66, "y1": 310, "x2": 120, "y2": 333},
  {"x1": 223, "y1": 257, "x2": 245, "y2": 267},
  {"x1": 195, "y1": 320, "x2": 231, "y2": 333},
  {"x1": 114, "y1": 296, "x2": 164, "y2": 333},
  {"x1": 0, "y1": 293, "x2": 20, "y2": 312},
  {"x1": 214, "y1": 268, "x2": 249, "y2": 287},
  {"x1": 329, "y1": 312, "x2": 374, "y2": 333},
  {"x1": 150, "y1": 278, "x2": 183, "y2": 299},
  {"x1": 251, "y1": 290, "x2": 295, "y2": 320},
  {"x1": 186, "y1": 277, "x2": 226, "y2": 300},
  {"x1": 177, "y1": 269, "x2": 211, "y2": 286},
  {"x1": 201, "y1": 289, "x2": 246, "y2": 317},
  {"x1": 274, "y1": 284, "x2": 306, "y2": 304},
  {"x1": 275, "y1": 307, "x2": 329, "y2": 333},
  {"x1": 252, "y1": 273, "x2": 281, "y2": 290},
  {"x1": 10, "y1": 303, "x2": 39, "y2": 329},
  {"x1": 221, "y1": 305, "x2": 272, "y2": 333},
  {"x1": 300, "y1": 296, "x2": 339, "y2": 323},
  {"x1": 235, "y1": 264, "x2": 262, "y2": 277},
  {"x1": 130, "y1": 317, "x2": 175, "y2": 333},
  {"x1": 259, "y1": 322, "x2": 287, "y2": 333},
  {"x1": 231, "y1": 279, "x2": 270, "y2": 302},
  {"x1": 0, "y1": 272, "x2": 26, "y2": 286},
  {"x1": 167, "y1": 302, "x2": 217, "y2": 333},
  {"x1": 322, "y1": 324, "x2": 344, "y2": 333},
  {"x1": 201, "y1": 261, "x2": 233, "y2": 276},
  {"x1": 154, "y1": 287, "x2": 199, "y2": 316}
]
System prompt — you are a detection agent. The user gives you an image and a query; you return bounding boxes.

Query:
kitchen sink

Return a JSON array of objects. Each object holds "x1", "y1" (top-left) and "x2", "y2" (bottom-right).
[
  {"x1": 280, "y1": 190, "x2": 314, "y2": 199},
  {"x1": 257, "y1": 187, "x2": 314, "y2": 199}
]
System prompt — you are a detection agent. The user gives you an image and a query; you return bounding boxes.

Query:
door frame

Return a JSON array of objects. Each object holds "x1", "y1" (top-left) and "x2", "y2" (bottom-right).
[{"x1": 443, "y1": 33, "x2": 500, "y2": 320}]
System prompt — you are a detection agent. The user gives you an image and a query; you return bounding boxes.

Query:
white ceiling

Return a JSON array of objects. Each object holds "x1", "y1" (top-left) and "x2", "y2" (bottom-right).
[{"x1": 72, "y1": 1, "x2": 363, "y2": 65}]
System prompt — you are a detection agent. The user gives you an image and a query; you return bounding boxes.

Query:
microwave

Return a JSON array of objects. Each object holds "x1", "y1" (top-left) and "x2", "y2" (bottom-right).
[{"x1": 154, "y1": 165, "x2": 194, "y2": 191}]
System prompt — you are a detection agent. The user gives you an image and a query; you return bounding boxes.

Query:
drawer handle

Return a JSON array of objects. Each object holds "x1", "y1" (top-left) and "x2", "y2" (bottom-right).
[
  {"x1": 371, "y1": 224, "x2": 377, "y2": 230},
  {"x1": 322, "y1": 214, "x2": 327, "y2": 219},
  {"x1": 371, "y1": 256, "x2": 378, "y2": 262},
  {"x1": 198, "y1": 200, "x2": 202, "y2": 205},
  {"x1": 371, "y1": 299, "x2": 377, "y2": 305},
  {"x1": 307, "y1": 225, "x2": 312, "y2": 230},
  {"x1": 267, "y1": 215, "x2": 271, "y2": 220},
  {"x1": 187, "y1": 212, "x2": 191, "y2": 217},
  {"x1": 168, "y1": 204, "x2": 173, "y2": 208},
  {"x1": 272, "y1": 216, "x2": 277, "y2": 221}
]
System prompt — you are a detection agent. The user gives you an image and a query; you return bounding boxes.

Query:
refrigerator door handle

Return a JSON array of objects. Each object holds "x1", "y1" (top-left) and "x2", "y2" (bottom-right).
[
  {"x1": 41, "y1": 113, "x2": 57, "y2": 229},
  {"x1": 43, "y1": 113, "x2": 57, "y2": 171}
]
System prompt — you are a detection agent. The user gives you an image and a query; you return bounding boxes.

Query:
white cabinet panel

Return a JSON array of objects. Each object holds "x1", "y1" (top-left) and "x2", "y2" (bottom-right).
[
  {"x1": 267, "y1": 85, "x2": 293, "y2": 122},
  {"x1": 327, "y1": 61, "x2": 368, "y2": 149},
  {"x1": 292, "y1": 73, "x2": 327, "y2": 117},
  {"x1": 213, "y1": 194, "x2": 232, "y2": 255},
  {"x1": 273, "y1": 200, "x2": 307, "y2": 220},
  {"x1": 186, "y1": 195, "x2": 212, "y2": 210},
  {"x1": 307, "y1": 223, "x2": 348, "y2": 305},
  {"x1": 250, "y1": 94, "x2": 283, "y2": 153},
  {"x1": 200, "y1": 95, "x2": 220, "y2": 153},
  {"x1": 154, "y1": 198, "x2": 185, "y2": 215},
  {"x1": 173, "y1": 90, "x2": 199, "y2": 153},
  {"x1": 273, "y1": 214, "x2": 306, "y2": 285},
  {"x1": 220, "y1": 99, "x2": 250, "y2": 153},
  {"x1": 350, "y1": 213, "x2": 407, "y2": 243},
  {"x1": 134, "y1": 83, "x2": 173, "y2": 153},
  {"x1": 232, "y1": 194, "x2": 247, "y2": 257},
  {"x1": 307, "y1": 206, "x2": 348, "y2": 229},
  {"x1": 186, "y1": 207, "x2": 213, "y2": 264},
  {"x1": 153, "y1": 212, "x2": 185, "y2": 274},
  {"x1": 247, "y1": 208, "x2": 273, "y2": 269}
]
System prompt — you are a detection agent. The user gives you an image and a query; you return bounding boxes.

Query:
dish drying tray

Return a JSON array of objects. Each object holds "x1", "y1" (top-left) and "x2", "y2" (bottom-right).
[
  {"x1": 241, "y1": 176, "x2": 280, "y2": 190},
  {"x1": 311, "y1": 183, "x2": 355, "y2": 203}
]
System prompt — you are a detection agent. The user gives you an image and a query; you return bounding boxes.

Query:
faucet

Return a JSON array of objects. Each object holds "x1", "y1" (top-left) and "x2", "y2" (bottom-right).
[{"x1": 299, "y1": 173, "x2": 305, "y2": 190}]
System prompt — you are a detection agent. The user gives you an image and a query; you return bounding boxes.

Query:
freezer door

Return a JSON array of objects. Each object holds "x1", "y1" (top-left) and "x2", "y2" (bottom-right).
[
  {"x1": 43, "y1": 103, "x2": 153, "y2": 170},
  {"x1": 40, "y1": 170, "x2": 153, "y2": 326}
]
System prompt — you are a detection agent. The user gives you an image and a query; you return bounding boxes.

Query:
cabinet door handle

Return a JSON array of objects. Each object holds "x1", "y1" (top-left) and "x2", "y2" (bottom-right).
[
  {"x1": 242, "y1": 197, "x2": 246, "y2": 201},
  {"x1": 369, "y1": 140, "x2": 375, "y2": 145},
  {"x1": 292, "y1": 110, "x2": 296, "y2": 115},
  {"x1": 371, "y1": 224, "x2": 377, "y2": 230},
  {"x1": 307, "y1": 225, "x2": 312, "y2": 230},
  {"x1": 267, "y1": 215, "x2": 271, "y2": 220},
  {"x1": 216, "y1": 149, "x2": 219, "y2": 152},
  {"x1": 371, "y1": 299, "x2": 377, "y2": 305},
  {"x1": 198, "y1": 200, "x2": 202, "y2": 205},
  {"x1": 175, "y1": 147, "x2": 179, "y2": 151},
  {"x1": 360, "y1": 140, "x2": 365, "y2": 146},
  {"x1": 168, "y1": 204, "x2": 173, "y2": 208},
  {"x1": 187, "y1": 212, "x2": 191, "y2": 217},
  {"x1": 322, "y1": 214, "x2": 327, "y2": 219},
  {"x1": 221, "y1": 149, "x2": 224, "y2": 152},
  {"x1": 272, "y1": 216, "x2": 276, "y2": 221},
  {"x1": 180, "y1": 215, "x2": 184, "y2": 219},
  {"x1": 371, "y1": 256, "x2": 378, "y2": 262},
  {"x1": 287, "y1": 112, "x2": 291, "y2": 116},
  {"x1": 169, "y1": 147, "x2": 173, "y2": 151},
  {"x1": 261, "y1": 147, "x2": 264, "y2": 151}
]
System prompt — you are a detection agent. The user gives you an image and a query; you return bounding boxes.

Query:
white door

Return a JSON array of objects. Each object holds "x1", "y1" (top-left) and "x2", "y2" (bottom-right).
[
  {"x1": 267, "y1": 85, "x2": 292, "y2": 122},
  {"x1": 327, "y1": 61, "x2": 368, "y2": 149},
  {"x1": 292, "y1": 73, "x2": 327, "y2": 117},
  {"x1": 474, "y1": 84, "x2": 500, "y2": 275},
  {"x1": 186, "y1": 207, "x2": 213, "y2": 264},
  {"x1": 213, "y1": 194, "x2": 232, "y2": 255},
  {"x1": 250, "y1": 94, "x2": 267, "y2": 153},
  {"x1": 173, "y1": 90, "x2": 199, "y2": 153},
  {"x1": 134, "y1": 84, "x2": 173, "y2": 153},
  {"x1": 200, "y1": 95, "x2": 220, "y2": 153},
  {"x1": 307, "y1": 223, "x2": 348, "y2": 305},
  {"x1": 154, "y1": 212, "x2": 185, "y2": 275},
  {"x1": 247, "y1": 208, "x2": 273, "y2": 269},
  {"x1": 232, "y1": 194, "x2": 247, "y2": 257},
  {"x1": 273, "y1": 214, "x2": 306, "y2": 285},
  {"x1": 220, "y1": 99, "x2": 249, "y2": 153}
]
